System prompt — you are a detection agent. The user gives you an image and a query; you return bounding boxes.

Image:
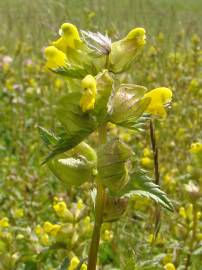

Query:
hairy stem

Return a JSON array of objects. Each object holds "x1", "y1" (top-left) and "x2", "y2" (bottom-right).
[
  {"x1": 87, "y1": 126, "x2": 107, "y2": 270},
  {"x1": 149, "y1": 119, "x2": 161, "y2": 239}
]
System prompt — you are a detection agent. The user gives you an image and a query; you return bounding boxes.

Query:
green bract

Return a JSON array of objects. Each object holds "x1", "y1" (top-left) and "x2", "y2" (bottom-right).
[
  {"x1": 48, "y1": 142, "x2": 97, "y2": 186},
  {"x1": 97, "y1": 139, "x2": 133, "y2": 193}
]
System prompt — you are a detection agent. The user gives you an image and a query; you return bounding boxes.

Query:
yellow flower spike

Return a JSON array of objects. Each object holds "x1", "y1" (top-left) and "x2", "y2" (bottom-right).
[
  {"x1": 164, "y1": 263, "x2": 176, "y2": 270},
  {"x1": 53, "y1": 23, "x2": 81, "y2": 52},
  {"x1": 144, "y1": 87, "x2": 172, "y2": 117},
  {"x1": 44, "y1": 46, "x2": 67, "y2": 70},
  {"x1": 80, "y1": 75, "x2": 97, "y2": 112},
  {"x1": 190, "y1": 142, "x2": 202, "y2": 154}
]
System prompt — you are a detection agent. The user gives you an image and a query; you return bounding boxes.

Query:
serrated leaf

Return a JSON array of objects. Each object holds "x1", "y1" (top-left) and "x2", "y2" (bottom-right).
[
  {"x1": 38, "y1": 126, "x2": 58, "y2": 148},
  {"x1": 122, "y1": 170, "x2": 173, "y2": 211},
  {"x1": 50, "y1": 65, "x2": 88, "y2": 79},
  {"x1": 43, "y1": 92, "x2": 98, "y2": 163}
]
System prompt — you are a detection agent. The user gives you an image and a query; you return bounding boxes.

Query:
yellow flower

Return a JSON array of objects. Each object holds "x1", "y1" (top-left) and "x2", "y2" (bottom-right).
[
  {"x1": 53, "y1": 201, "x2": 74, "y2": 221},
  {"x1": 0, "y1": 217, "x2": 10, "y2": 228},
  {"x1": 68, "y1": 256, "x2": 80, "y2": 270},
  {"x1": 143, "y1": 147, "x2": 152, "y2": 157},
  {"x1": 49, "y1": 224, "x2": 61, "y2": 236},
  {"x1": 53, "y1": 201, "x2": 67, "y2": 216},
  {"x1": 35, "y1": 225, "x2": 43, "y2": 236},
  {"x1": 164, "y1": 263, "x2": 176, "y2": 270},
  {"x1": 44, "y1": 46, "x2": 67, "y2": 69},
  {"x1": 40, "y1": 233, "x2": 50, "y2": 246},
  {"x1": 80, "y1": 75, "x2": 97, "y2": 112},
  {"x1": 125, "y1": 27, "x2": 146, "y2": 46},
  {"x1": 80, "y1": 264, "x2": 87, "y2": 270},
  {"x1": 43, "y1": 221, "x2": 53, "y2": 233},
  {"x1": 144, "y1": 87, "x2": 172, "y2": 117},
  {"x1": 77, "y1": 199, "x2": 84, "y2": 210},
  {"x1": 14, "y1": 208, "x2": 24, "y2": 218},
  {"x1": 109, "y1": 27, "x2": 146, "y2": 73},
  {"x1": 179, "y1": 207, "x2": 186, "y2": 219},
  {"x1": 190, "y1": 142, "x2": 202, "y2": 154},
  {"x1": 141, "y1": 157, "x2": 153, "y2": 169},
  {"x1": 53, "y1": 23, "x2": 81, "y2": 52},
  {"x1": 103, "y1": 229, "x2": 114, "y2": 241}
]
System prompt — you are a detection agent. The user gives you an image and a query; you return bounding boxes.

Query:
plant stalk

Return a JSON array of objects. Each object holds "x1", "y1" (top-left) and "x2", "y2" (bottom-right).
[{"x1": 87, "y1": 125, "x2": 107, "y2": 270}]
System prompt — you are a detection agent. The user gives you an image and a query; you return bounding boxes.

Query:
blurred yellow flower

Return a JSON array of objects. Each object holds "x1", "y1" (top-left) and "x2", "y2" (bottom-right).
[
  {"x1": 68, "y1": 256, "x2": 79, "y2": 270},
  {"x1": 179, "y1": 207, "x2": 186, "y2": 219},
  {"x1": 0, "y1": 217, "x2": 10, "y2": 228},
  {"x1": 164, "y1": 263, "x2": 176, "y2": 270},
  {"x1": 144, "y1": 87, "x2": 172, "y2": 117},
  {"x1": 53, "y1": 201, "x2": 73, "y2": 221},
  {"x1": 190, "y1": 142, "x2": 202, "y2": 154},
  {"x1": 45, "y1": 46, "x2": 67, "y2": 69},
  {"x1": 80, "y1": 74, "x2": 97, "y2": 112},
  {"x1": 53, "y1": 23, "x2": 81, "y2": 52},
  {"x1": 125, "y1": 27, "x2": 146, "y2": 46},
  {"x1": 141, "y1": 157, "x2": 153, "y2": 169},
  {"x1": 35, "y1": 225, "x2": 43, "y2": 236},
  {"x1": 40, "y1": 233, "x2": 50, "y2": 246}
]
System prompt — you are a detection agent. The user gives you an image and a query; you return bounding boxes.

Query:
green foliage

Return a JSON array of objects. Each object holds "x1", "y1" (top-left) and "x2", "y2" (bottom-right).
[{"x1": 123, "y1": 170, "x2": 174, "y2": 212}]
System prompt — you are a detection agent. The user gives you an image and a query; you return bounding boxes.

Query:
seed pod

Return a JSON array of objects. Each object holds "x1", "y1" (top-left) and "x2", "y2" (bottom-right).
[
  {"x1": 103, "y1": 193, "x2": 128, "y2": 222},
  {"x1": 48, "y1": 142, "x2": 97, "y2": 186},
  {"x1": 111, "y1": 84, "x2": 149, "y2": 124},
  {"x1": 97, "y1": 139, "x2": 133, "y2": 192}
]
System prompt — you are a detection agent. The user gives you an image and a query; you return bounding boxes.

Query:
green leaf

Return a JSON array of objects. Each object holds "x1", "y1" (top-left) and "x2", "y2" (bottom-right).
[
  {"x1": 50, "y1": 65, "x2": 88, "y2": 79},
  {"x1": 117, "y1": 114, "x2": 151, "y2": 131},
  {"x1": 122, "y1": 170, "x2": 174, "y2": 211},
  {"x1": 57, "y1": 257, "x2": 69, "y2": 270},
  {"x1": 43, "y1": 92, "x2": 98, "y2": 163},
  {"x1": 38, "y1": 126, "x2": 58, "y2": 148}
]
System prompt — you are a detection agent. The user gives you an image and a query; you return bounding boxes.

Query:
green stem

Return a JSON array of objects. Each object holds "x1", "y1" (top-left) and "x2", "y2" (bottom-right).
[{"x1": 87, "y1": 126, "x2": 107, "y2": 270}]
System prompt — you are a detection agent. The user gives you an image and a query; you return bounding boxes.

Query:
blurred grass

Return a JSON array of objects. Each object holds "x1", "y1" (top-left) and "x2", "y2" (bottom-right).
[{"x1": 0, "y1": 0, "x2": 202, "y2": 51}]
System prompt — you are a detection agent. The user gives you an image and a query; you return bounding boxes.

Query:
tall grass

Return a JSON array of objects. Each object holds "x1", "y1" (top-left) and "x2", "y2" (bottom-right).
[{"x1": 0, "y1": 0, "x2": 202, "y2": 52}]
